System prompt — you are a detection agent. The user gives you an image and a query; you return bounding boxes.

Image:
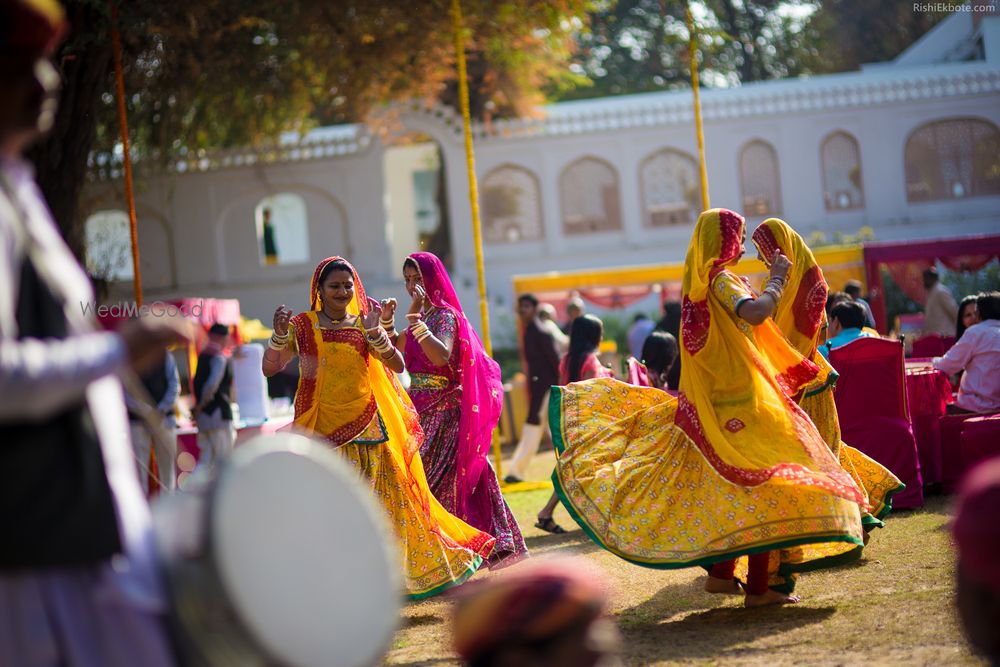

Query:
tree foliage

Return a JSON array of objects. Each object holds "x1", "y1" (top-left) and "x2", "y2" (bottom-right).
[
  {"x1": 556, "y1": 0, "x2": 819, "y2": 100},
  {"x1": 800, "y1": 0, "x2": 948, "y2": 74},
  {"x1": 34, "y1": 0, "x2": 587, "y2": 256},
  {"x1": 96, "y1": 0, "x2": 587, "y2": 156},
  {"x1": 554, "y1": 0, "x2": 948, "y2": 102}
]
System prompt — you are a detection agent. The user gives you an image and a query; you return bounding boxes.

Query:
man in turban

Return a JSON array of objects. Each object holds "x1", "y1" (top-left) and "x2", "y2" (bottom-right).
[
  {"x1": 0, "y1": 2, "x2": 189, "y2": 664},
  {"x1": 452, "y1": 558, "x2": 623, "y2": 667},
  {"x1": 953, "y1": 456, "x2": 1000, "y2": 663}
]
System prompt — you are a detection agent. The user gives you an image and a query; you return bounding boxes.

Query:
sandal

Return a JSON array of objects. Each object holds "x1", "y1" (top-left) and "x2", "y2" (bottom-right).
[{"x1": 535, "y1": 517, "x2": 567, "y2": 534}]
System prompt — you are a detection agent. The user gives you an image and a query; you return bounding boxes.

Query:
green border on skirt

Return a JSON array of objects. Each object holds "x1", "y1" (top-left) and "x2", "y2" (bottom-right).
[{"x1": 547, "y1": 386, "x2": 864, "y2": 572}]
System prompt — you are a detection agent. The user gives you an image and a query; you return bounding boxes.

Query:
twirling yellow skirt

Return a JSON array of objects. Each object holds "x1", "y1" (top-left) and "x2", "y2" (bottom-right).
[
  {"x1": 551, "y1": 379, "x2": 864, "y2": 589},
  {"x1": 340, "y1": 437, "x2": 495, "y2": 600},
  {"x1": 800, "y1": 386, "x2": 905, "y2": 525}
]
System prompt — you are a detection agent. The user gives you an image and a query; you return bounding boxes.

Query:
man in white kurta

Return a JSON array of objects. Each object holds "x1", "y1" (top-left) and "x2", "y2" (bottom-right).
[{"x1": 0, "y1": 2, "x2": 189, "y2": 663}]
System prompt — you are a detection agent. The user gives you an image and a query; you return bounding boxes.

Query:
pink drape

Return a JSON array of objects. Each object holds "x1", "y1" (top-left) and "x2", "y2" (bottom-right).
[{"x1": 407, "y1": 253, "x2": 503, "y2": 518}]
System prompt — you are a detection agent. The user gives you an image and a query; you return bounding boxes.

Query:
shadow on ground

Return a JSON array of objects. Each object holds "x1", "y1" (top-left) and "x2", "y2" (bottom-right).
[
  {"x1": 403, "y1": 614, "x2": 440, "y2": 629},
  {"x1": 616, "y1": 580, "x2": 837, "y2": 662},
  {"x1": 523, "y1": 527, "x2": 605, "y2": 556}
]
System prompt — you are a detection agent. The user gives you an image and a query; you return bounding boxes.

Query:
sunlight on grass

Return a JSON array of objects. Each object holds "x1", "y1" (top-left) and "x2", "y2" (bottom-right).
[{"x1": 382, "y1": 453, "x2": 982, "y2": 666}]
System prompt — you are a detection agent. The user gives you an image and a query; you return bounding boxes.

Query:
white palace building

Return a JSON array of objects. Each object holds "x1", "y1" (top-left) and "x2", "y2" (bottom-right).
[{"x1": 83, "y1": 10, "x2": 1000, "y2": 342}]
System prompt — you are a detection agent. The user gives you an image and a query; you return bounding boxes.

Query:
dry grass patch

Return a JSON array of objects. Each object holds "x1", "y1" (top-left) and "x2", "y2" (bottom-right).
[{"x1": 382, "y1": 452, "x2": 984, "y2": 666}]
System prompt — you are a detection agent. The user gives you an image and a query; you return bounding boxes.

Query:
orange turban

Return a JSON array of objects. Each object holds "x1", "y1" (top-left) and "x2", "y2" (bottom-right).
[
  {"x1": 0, "y1": 0, "x2": 67, "y2": 56},
  {"x1": 452, "y1": 558, "x2": 609, "y2": 661},
  {"x1": 953, "y1": 456, "x2": 1000, "y2": 595}
]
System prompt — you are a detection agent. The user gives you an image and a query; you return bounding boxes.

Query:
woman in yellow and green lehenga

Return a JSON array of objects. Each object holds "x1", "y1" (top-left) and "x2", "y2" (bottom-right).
[
  {"x1": 551, "y1": 208, "x2": 866, "y2": 607},
  {"x1": 751, "y1": 218, "x2": 904, "y2": 533},
  {"x1": 262, "y1": 257, "x2": 494, "y2": 599}
]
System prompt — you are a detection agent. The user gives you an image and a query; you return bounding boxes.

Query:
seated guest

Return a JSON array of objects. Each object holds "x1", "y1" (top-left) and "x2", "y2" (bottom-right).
[
  {"x1": 844, "y1": 279, "x2": 877, "y2": 329},
  {"x1": 629, "y1": 331, "x2": 678, "y2": 391},
  {"x1": 933, "y1": 292, "x2": 1000, "y2": 414},
  {"x1": 953, "y1": 457, "x2": 1000, "y2": 663},
  {"x1": 956, "y1": 295, "x2": 979, "y2": 342},
  {"x1": 819, "y1": 301, "x2": 875, "y2": 359},
  {"x1": 626, "y1": 312, "x2": 656, "y2": 359}
]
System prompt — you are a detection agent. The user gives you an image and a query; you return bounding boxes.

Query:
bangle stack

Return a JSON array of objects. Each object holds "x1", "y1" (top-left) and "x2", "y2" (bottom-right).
[
  {"x1": 763, "y1": 275, "x2": 785, "y2": 303},
  {"x1": 409, "y1": 319, "x2": 433, "y2": 343},
  {"x1": 380, "y1": 315, "x2": 396, "y2": 334},
  {"x1": 269, "y1": 331, "x2": 289, "y2": 351},
  {"x1": 367, "y1": 329, "x2": 394, "y2": 357}
]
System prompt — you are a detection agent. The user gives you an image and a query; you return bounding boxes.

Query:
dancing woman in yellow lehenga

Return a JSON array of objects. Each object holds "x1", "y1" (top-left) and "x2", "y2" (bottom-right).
[
  {"x1": 551, "y1": 209, "x2": 866, "y2": 605},
  {"x1": 263, "y1": 257, "x2": 494, "y2": 599},
  {"x1": 751, "y1": 218, "x2": 904, "y2": 527}
]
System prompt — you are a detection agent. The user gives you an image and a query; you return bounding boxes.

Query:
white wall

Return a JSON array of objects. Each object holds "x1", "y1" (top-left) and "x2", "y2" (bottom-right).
[{"x1": 84, "y1": 59, "x2": 1000, "y2": 343}]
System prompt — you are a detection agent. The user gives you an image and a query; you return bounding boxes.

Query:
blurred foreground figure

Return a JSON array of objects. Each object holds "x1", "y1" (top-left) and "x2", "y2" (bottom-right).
[
  {"x1": 0, "y1": 2, "x2": 189, "y2": 664},
  {"x1": 953, "y1": 456, "x2": 1000, "y2": 664},
  {"x1": 453, "y1": 558, "x2": 623, "y2": 667}
]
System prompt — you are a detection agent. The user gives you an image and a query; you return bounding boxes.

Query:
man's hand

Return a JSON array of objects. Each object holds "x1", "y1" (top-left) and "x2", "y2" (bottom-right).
[{"x1": 119, "y1": 315, "x2": 193, "y2": 374}]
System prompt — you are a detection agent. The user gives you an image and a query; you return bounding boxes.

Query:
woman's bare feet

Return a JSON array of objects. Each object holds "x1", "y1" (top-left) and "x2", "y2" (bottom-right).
[
  {"x1": 744, "y1": 590, "x2": 800, "y2": 607},
  {"x1": 704, "y1": 576, "x2": 743, "y2": 595}
]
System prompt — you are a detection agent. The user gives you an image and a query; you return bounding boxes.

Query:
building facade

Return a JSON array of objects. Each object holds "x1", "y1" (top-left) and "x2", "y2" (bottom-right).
[{"x1": 83, "y1": 11, "x2": 1000, "y2": 341}]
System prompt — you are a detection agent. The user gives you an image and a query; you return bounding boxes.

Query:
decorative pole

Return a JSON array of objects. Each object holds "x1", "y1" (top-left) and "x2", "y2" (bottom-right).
[
  {"x1": 111, "y1": 4, "x2": 143, "y2": 306},
  {"x1": 686, "y1": 6, "x2": 710, "y2": 210},
  {"x1": 451, "y1": 0, "x2": 506, "y2": 477}
]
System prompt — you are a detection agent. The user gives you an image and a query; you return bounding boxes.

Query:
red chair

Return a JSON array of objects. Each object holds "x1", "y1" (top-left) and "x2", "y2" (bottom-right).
[
  {"x1": 939, "y1": 413, "x2": 977, "y2": 493},
  {"x1": 829, "y1": 337, "x2": 924, "y2": 509},
  {"x1": 960, "y1": 414, "x2": 1000, "y2": 473},
  {"x1": 910, "y1": 334, "x2": 957, "y2": 358}
]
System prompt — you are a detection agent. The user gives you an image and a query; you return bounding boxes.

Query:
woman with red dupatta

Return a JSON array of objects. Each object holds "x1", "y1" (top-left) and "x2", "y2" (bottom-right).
[
  {"x1": 262, "y1": 257, "x2": 495, "y2": 599},
  {"x1": 550, "y1": 209, "x2": 866, "y2": 607},
  {"x1": 386, "y1": 252, "x2": 527, "y2": 569},
  {"x1": 751, "y1": 218, "x2": 904, "y2": 529}
]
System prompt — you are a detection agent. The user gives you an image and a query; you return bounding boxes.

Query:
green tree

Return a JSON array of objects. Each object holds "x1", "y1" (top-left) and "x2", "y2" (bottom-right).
[
  {"x1": 31, "y1": 0, "x2": 588, "y2": 258},
  {"x1": 555, "y1": 0, "x2": 818, "y2": 101},
  {"x1": 800, "y1": 0, "x2": 948, "y2": 74}
]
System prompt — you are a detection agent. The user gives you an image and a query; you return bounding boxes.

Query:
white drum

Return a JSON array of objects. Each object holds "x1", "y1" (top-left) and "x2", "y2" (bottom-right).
[{"x1": 153, "y1": 434, "x2": 401, "y2": 667}]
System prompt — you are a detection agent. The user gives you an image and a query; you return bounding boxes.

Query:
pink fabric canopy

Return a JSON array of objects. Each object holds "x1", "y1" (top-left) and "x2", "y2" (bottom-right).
[{"x1": 863, "y1": 234, "x2": 1000, "y2": 332}]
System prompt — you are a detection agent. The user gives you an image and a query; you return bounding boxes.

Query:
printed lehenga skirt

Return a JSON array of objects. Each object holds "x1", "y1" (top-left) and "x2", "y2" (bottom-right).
[{"x1": 550, "y1": 379, "x2": 866, "y2": 591}]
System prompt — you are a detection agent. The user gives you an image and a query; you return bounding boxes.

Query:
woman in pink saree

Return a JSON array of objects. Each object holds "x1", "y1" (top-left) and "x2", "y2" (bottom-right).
[{"x1": 389, "y1": 252, "x2": 527, "y2": 568}]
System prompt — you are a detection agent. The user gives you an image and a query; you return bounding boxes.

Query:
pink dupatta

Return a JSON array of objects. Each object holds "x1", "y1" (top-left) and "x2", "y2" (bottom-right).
[{"x1": 407, "y1": 252, "x2": 503, "y2": 517}]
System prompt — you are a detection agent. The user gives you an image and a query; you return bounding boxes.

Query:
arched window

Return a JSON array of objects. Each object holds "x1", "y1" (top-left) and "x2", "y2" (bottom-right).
[
  {"x1": 739, "y1": 140, "x2": 782, "y2": 217},
  {"x1": 905, "y1": 118, "x2": 1000, "y2": 202},
  {"x1": 84, "y1": 210, "x2": 133, "y2": 281},
  {"x1": 480, "y1": 165, "x2": 544, "y2": 243},
  {"x1": 254, "y1": 193, "x2": 310, "y2": 266},
  {"x1": 559, "y1": 157, "x2": 622, "y2": 235},
  {"x1": 821, "y1": 132, "x2": 864, "y2": 211},
  {"x1": 639, "y1": 149, "x2": 701, "y2": 226}
]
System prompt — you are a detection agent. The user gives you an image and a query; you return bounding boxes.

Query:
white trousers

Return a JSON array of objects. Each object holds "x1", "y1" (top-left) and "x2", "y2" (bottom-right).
[
  {"x1": 506, "y1": 389, "x2": 550, "y2": 480},
  {"x1": 195, "y1": 423, "x2": 237, "y2": 474},
  {"x1": 129, "y1": 421, "x2": 177, "y2": 493}
]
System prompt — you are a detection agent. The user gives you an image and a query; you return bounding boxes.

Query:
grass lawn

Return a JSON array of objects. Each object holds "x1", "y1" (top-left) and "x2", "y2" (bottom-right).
[{"x1": 382, "y1": 451, "x2": 984, "y2": 666}]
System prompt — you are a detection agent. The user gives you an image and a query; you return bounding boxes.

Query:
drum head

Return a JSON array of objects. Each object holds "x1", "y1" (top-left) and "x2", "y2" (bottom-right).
[{"x1": 211, "y1": 434, "x2": 400, "y2": 667}]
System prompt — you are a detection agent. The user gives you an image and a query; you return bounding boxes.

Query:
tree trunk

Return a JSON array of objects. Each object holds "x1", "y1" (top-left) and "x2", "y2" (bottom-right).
[{"x1": 27, "y1": 2, "x2": 113, "y2": 261}]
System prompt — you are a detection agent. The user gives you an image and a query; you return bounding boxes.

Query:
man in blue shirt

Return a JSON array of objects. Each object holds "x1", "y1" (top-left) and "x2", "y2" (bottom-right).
[
  {"x1": 820, "y1": 301, "x2": 875, "y2": 359},
  {"x1": 844, "y1": 280, "x2": 877, "y2": 330}
]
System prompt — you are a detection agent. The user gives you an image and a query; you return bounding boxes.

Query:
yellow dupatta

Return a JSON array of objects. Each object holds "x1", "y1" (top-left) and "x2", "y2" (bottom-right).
[
  {"x1": 296, "y1": 257, "x2": 489, "y2": 549},
  {"x1": 676, "y1": 209, "x2": 863, "y2": 504},
  {"x1": 750, "y1": 218, "x2": 837, "y2": 393},
  {"x1": 752, "y1": 220, "x2": 903, "y2": 519}
]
